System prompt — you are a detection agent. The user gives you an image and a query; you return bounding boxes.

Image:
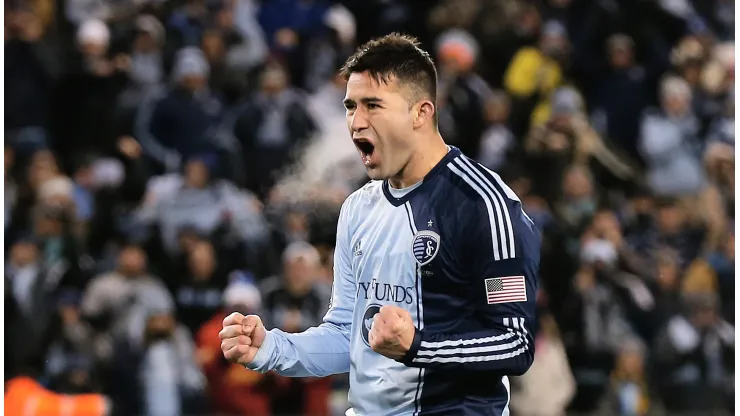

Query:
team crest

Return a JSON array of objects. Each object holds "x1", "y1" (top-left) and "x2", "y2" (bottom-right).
[
  {"x1": 361, "y1": 304, "x2": 381, "y2": 346},
  {"x1": 412, "y1": 230, "x2": 441, "y2": 266}
]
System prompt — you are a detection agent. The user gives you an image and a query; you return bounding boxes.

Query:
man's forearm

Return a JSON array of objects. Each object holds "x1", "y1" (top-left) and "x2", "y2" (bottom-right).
[
  {"x1": 398, "y1": 317, "x2": 534, "y2": 375},
  {"x1": 247, "y1": 322, "x2": 351, "y2": 378}
]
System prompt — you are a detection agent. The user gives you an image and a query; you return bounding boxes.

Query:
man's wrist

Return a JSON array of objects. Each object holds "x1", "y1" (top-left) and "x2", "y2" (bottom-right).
[
  {"x1": 246, "y1": 330, "x2": 274, "y2": 372},
  {"x1": 397, "y1": 327, "x2": 422, "y2": 365}
]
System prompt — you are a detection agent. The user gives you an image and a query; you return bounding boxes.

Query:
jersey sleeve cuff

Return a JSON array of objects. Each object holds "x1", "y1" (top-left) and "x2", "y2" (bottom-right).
[
  {"x1": 245, "y1": 330, "x2": 275, "y2": 372},
  {"x1": 398, "y1": 327, "x2": 422, "y2": 365}
]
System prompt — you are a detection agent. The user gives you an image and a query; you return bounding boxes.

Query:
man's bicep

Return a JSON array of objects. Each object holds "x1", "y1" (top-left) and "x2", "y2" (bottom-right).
[
  {"x1": 465, "y1": 198, "x2": 540, "y2": 325},
  {"x1": 473, "y1": 257, "x2": 538, "y2": 324},
  {"x1": 323, "y1": 202, "x2": 356, "y2": 327},
  {"x1": 323, "y1": 264, "x2": 355, "y2": 327},
  {"x1": 400, "y1": 199, "x2": 539, "y2": 372}
]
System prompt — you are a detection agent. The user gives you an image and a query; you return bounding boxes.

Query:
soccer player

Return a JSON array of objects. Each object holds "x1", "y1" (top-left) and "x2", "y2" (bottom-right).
[{"x1": 220, "y1": 33, "x2": 540, "y2": 416}]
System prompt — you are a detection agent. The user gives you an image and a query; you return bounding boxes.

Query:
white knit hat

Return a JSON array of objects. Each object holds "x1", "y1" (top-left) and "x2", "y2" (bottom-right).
[
  {"x1": 172, "y1": 47, "x2": 210, "y2": 80},
  {"x1": 223, "y1": 279, "x2": 262, "y2": 309},
  {"x1": 38, "y1": 176, "x2": 74, "y2": 201},
  {"x1": 77, "y1": 19, "x2": 110, "y2": 46}
]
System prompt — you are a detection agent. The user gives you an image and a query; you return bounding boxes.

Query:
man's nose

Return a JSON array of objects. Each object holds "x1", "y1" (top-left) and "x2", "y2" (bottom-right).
[{"x1": 350, "y1": 109, "x2": 369, "y2": 132}]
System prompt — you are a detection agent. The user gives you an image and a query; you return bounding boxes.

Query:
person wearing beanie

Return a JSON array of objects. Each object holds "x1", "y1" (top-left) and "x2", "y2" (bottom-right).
[
  {"x1": 195, "y1": 272, "x2": 279, "y2": 416},
  {"x1": 54, "y1": 17, "x2": 129, "y2": 164},
  {"x1": 434, "y1": 28, "x2": 494, "y2": 157},
  {"x1": 134, "y1": 46, "x2": 226, "y2": 175}
]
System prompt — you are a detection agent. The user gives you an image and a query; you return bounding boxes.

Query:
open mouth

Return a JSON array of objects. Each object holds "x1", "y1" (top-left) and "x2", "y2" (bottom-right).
[{"x1": 353, "y1": 138, "x2": 375, "y2": 165}]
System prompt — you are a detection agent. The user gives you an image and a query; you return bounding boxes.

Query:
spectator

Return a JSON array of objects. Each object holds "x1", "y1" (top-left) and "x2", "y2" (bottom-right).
[
  {"x1": 5, "y1": 6, "x2": 59, "y2": 155},
  {"x1": 645, "y1": 249, "x2": 684, "y2": 341},
  {"x1": 44, "y1": 291, "x2": 98, "y2": 394},
  {"x1": 5, "y1": 236, "x2": 63, "y2": 376},
  {"x1": 261, "y1": 242, "x2": 332, "y2": 416},
  {"x1": 53, "y1": 19, "x2": 129, "y2": 166},
  {"x1": 196, "y1": 274, "x2": 284, "y2": 415},
  {"x1": 435, "y1": 29, "x2": 491, "y2": 155},
  {"x1": 199, "y1": 0, "x2": 269, "y2": 104},
  {"x1": 477, "y1": 90, "x2": 515, "y2": 171},
  {"x1": 117, "y1": 15, "x2": 166, "y2": 111},
  {"x1": 510, "y1": 311, "x2": 576, "y2": 416},
  {"x1": 504, "y1": 20, "x2": 568, "y2": 136},
  {"x1": 230, "y1": 63, "x2": 317, "y2": 197},
  {"x1": 200, "y1": 27, "x2": 249, "y2": 105},
  {"x1": 262, "y1": 242, "x2": 329, "y2": 332},
  {"x1": 639, "y1": 75, "x2": 705, "y2": 196},
  {"x1": 589, "y1": 34, "x2": 651, "y2": 159},
  {"x1": 135, "y1": 155, "x2": 269, "y2": 259},
  {"x1": 166, "y1": 0, "x2": 211, "y2": 52},
  {"x1": 653, "y1": 292, "x2": 734, "y2": 413},
  {"x1": 256, "y1": 0, "x2": 333, "y2": 89},
  {"x1": 31, "y1": 202, "x2": 88, "y2": 290},
  {"x1": 559, "y1": 236, "x2": 638, "y2": 413},
  {"x1": 174, "y1": 240, "x2": 229, "y2": 334},
  {"x1": 6, "y1": 149, "x2": 63, "y2": 245},
  {"x1": 138, "y1": 302, "x2": 206, "y2": 416},
  {"x1": 553, "y1": 165, "x2": 598, "y2": 236},
  {"x1": 80, "y1": 243, "x2": 172, "y2": 356},
  {"x1": 683, "y1": 229, "x2": 735, "y2": 323},
  {"x1": 526, "y1": 86, "x2": 637, "y2": 200},
  {"x1": 601, "y1": 338, "x2": 651, "y2": 416},
  {"x1": 135, "y1": 47, "x2": 226, "y2": 174},
  {"x1": 622, "y1": 197, "x2": 704, "y2": 274}
]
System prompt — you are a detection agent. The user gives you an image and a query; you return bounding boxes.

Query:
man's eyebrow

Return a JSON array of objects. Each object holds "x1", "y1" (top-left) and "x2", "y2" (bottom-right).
[
  {"x1": 360, "y1": 97, "x2": 383, "y2": 105},
  {"x1": 343, "y1": 97, "x2": 383, "y2": 107}
]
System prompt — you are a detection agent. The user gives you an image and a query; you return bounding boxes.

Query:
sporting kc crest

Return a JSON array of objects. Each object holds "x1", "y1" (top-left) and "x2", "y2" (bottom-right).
[
  {"x1": 361, "y1": 304, "x2": 381, "y2": 346},
  {"x1": 412, "y1": 230, "x2": 441, "y2": 266}
]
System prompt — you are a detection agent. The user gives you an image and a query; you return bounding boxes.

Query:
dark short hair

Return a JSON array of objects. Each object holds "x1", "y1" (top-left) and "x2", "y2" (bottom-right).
[{"x1": 340, "y1": 33, "x2": 438, "y2": 107}]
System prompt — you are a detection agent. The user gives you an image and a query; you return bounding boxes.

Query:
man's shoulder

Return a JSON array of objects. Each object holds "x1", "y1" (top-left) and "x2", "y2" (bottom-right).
[
  {"x1": 438, "y1": 154, "x2": 521, "y2": 209},
  {"x1": 341, "y1": 180, "x2": 383, "y2": 211},
  {"x1": 438, "y1": 154, "x2": 536, "y2": 244}
]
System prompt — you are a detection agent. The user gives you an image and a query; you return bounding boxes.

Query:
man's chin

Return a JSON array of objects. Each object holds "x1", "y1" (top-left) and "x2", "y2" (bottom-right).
[{"x1": 366, "y1": 166, "x2": 386, "y2": 180}]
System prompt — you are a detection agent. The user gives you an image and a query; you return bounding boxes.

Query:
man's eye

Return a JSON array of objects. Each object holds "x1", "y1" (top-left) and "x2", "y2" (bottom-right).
[
  {"x1": 367, "y1": 103, "x2": 380, "y2": 110},
  {"x1": 345, "y1": 105, "x2": 356, "y2": 111}
]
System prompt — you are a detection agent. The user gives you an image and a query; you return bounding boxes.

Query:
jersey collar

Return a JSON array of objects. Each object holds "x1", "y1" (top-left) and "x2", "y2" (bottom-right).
[{"x1": 382, "y1": 146, "x2": 461, "y2": 207}]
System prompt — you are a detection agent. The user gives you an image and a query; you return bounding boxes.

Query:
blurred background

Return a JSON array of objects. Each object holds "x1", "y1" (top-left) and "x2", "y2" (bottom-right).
[{"x1": 3, "y1": 0, "x2": 735, "y2": 415}]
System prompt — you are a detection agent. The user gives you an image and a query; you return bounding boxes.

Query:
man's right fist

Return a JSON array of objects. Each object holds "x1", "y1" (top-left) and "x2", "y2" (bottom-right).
[{"x1": 219, "y1": 312, "x2": 266, "y2": 366}]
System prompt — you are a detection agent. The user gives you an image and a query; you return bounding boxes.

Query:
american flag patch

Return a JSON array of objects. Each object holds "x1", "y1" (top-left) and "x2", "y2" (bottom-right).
[{"x1": 485, "y1": 276, "x2": 527, "y2": 304}]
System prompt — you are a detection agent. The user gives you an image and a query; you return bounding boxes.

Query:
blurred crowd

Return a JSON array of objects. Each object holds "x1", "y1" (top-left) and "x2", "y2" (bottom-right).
[{"x1": 3, "y1": 0, "x2": 735, "y2": 415}]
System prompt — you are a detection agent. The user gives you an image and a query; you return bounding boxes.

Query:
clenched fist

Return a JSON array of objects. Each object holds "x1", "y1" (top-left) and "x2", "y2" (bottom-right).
[
  {"x1": 369, "y1": 305, "x2": 416, "y2": 360},
  {"x1": 219, "y1": 312, "x2": 266, "y2": 366}
]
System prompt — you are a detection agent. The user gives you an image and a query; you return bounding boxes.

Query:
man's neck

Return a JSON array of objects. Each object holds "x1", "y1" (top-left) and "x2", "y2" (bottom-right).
[{"x1": 389, "y1": 133, "x2": 448, "y2": 189}]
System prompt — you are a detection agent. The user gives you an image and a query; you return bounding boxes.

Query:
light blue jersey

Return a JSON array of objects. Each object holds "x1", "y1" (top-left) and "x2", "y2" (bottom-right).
[{"x1": 248, "y1": 148, "x2": 540, "y2": 416}]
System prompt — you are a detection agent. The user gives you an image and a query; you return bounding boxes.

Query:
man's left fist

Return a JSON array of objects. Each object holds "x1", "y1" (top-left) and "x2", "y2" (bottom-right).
[{"x1": 369, "y1": 305, "x2": 416, "y2": 360}]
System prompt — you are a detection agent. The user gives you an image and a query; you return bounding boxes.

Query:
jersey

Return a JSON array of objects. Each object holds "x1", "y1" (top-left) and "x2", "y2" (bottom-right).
[{"x1": 247, "y1": 147, "x2": 540, "y2": 416}]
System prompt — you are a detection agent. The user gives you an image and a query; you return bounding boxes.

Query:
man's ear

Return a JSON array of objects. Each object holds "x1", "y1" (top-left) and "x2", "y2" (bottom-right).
[{"x1": 413, "y1": 100, "x2": 436, "y2": 129}]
